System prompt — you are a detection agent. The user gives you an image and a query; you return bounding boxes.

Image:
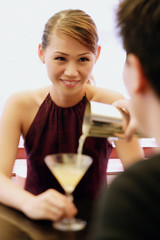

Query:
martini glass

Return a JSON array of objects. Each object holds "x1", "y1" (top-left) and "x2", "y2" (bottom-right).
[{"x1": 44, "y1": 153, "x2": 93, "y2": 231}]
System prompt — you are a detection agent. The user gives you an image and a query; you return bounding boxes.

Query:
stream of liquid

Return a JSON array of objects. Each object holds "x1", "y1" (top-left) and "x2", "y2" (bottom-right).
[
  {"x1": 77, "y1": 134, "x2": 87, "y2": 155},
  {"x1": 77, "y1": 133, "x2": 88, "y2": 164}
]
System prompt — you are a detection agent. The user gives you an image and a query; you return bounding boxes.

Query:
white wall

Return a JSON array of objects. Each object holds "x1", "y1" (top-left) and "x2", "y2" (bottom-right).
[{"x1": 0, "y1": 0, "x2": 128, "y2": 113}]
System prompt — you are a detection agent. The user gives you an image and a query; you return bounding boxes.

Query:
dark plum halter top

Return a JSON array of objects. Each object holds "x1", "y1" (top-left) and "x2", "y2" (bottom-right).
[{"x1": 24, "y1": 93, "x2": 113, "y2": 199}]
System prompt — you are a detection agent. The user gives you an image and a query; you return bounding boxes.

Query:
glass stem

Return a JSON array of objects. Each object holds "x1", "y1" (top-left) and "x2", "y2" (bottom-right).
[
  {"x1": 65, "y1": 191, "x2": 74, "y2": 202},
  {"x1": 63, "y1": 192, "x2": 75, "y2": 224}
]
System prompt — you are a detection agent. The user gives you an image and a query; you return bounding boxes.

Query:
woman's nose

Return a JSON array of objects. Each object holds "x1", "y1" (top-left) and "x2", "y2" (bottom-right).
[{"x1": 64, "y1": 62, "x2": 78, "y2": 77}]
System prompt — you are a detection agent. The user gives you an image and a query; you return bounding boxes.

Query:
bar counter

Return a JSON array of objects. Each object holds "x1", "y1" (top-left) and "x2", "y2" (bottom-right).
[{"x1": 0, "y1": 199, "x2": 94, "y2": 240}]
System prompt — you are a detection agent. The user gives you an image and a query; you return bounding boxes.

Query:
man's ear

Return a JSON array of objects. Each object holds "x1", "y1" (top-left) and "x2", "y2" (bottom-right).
[
  {"x1": 38, "y1": 44, "x2": 45, "y2": 63},
  {"x1": 127, "y1": 54, "x2": 148, "y2": 94},
  {"x1": 95, "y1": 45, "x2": 101, "y2": 63}
]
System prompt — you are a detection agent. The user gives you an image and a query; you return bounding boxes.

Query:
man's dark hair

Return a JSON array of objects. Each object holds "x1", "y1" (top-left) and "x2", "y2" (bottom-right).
[{"x1": 116, "y1": 0, "x2": 160, "y2": 97}]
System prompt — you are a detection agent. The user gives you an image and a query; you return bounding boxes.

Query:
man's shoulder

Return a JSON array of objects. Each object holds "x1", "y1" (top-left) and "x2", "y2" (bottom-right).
[{"x1": 108, "y1": 153, "x2": 160, "y2": 196}]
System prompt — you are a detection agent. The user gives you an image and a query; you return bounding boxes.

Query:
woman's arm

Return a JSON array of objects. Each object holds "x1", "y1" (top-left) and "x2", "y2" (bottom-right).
[
  {"x1": 85, "y1": 84, "x2": 124, "y2": 104},
  {"x1": 0, "y1": 94, "x2": 77, "y2": 221},
  {"x1": 113, "y1": 137, "x2": 144, "y2": 168}
]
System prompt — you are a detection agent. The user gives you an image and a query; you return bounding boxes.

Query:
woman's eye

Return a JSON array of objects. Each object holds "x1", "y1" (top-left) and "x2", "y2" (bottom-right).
[
  {"x1": 55, "y1": 57, "x2": 66, "y2": 61},
  {"x1": 79, "y1": 57, "x2": 89, "y2": 62}
]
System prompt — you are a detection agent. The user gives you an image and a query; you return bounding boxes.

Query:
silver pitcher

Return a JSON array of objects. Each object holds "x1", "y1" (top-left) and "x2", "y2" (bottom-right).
[{"x1": 82, "y1": 101, "x2": 144, "y2": 139}]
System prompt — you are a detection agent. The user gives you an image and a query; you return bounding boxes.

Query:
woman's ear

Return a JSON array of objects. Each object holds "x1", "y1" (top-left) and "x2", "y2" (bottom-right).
[
  {"x1": 38, "y1": 44, "x2": 45, "y2": 63},
  {"x1": 95, "y1": 45, "x2": 101, "y2": 63},
  {"x1": 127, "y1": 54, "x2": 148, "y2": 94}
]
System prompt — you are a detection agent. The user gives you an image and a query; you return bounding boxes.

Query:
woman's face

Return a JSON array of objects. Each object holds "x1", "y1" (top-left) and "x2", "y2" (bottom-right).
[{"x1": 39, "y1": 33, "x2": 98, "y2": 103}]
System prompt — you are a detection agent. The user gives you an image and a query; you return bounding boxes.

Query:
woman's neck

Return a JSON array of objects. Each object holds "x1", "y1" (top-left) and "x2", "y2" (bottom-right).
[{"x1": 49, "y1": 86, "x2": 86, "y2": 107}]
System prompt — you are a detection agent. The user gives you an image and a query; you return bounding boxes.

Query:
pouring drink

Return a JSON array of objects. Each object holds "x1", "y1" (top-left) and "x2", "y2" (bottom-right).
[
  {"x1": 82, "y1": 101, "x2": 145, "y2": 139},
  {"x1": 45, "y1": 101, "x2": 135, "y2": 231}
]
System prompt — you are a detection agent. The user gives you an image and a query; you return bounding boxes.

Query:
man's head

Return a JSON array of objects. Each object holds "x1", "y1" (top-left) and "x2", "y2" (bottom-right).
[{"x1": 116, "y1": 0, "x2": 160, "y2": 98}]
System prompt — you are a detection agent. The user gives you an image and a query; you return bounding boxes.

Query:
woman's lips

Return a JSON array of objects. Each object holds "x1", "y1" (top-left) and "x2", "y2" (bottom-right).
[{"x1": 61, "y1": 79, "x2": 80, "y2": 88}]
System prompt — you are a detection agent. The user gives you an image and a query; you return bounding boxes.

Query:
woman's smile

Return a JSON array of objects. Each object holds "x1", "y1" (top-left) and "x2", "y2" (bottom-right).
[{"x1": 60, "y1": 79, "x2": 80, "y2": 88}]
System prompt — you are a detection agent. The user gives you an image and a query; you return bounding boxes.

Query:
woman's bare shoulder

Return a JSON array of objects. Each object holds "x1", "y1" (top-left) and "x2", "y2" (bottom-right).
[
  {"x1": 0, "y1": 86, "x2": 51, "y2": 138},
  {"x1": 4, "y1": 85, "x2": 51, "y2": 108},
  {"x1": 85, "y1": 84, "x2": 124, "y2": 104}
]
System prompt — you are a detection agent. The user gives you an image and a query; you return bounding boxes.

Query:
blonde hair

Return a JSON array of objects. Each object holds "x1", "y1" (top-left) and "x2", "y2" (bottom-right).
[{"x1": 42, "y1": 9, "x2": 99, "y2": 54}]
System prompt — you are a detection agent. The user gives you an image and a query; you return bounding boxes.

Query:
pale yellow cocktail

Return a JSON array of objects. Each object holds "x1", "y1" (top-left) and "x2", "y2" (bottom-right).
[{"x1": 44, "y1": 153, "x2": 92, "y2": 231}]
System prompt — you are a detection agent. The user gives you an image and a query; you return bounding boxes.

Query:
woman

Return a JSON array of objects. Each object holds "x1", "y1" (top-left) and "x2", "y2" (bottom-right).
[{"x1": 0, "y1": 9, "x2": 143, "y2": 221}]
